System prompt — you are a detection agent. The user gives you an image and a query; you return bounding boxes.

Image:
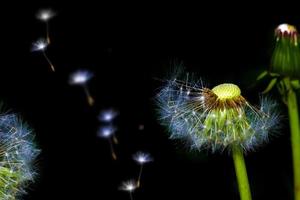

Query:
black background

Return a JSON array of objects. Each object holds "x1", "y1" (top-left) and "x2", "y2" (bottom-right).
[{"x1": 0, "y1": 2, "x2": 298, "y2": 200}]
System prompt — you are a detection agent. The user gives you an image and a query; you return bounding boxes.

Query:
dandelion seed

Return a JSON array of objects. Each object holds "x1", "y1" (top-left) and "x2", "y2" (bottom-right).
[
  {"x1": 98, "y1": 126, "x2": 116, "y2": 138},
  {"x1": 98, "y1": 109, "x2": 119, "y2": 123},
  {"x1": 98, "y1": 108, "x2": 119, "y2": 144},
  {"x1": 119, "y1": 180, "x2": 137, "y2": 200},
  {"x1": 69, "y1": 70, "x2": 95, "y2": 106},
  {"x1": 97, "y1": 126, "x2": 117, "y2": 160},
  {"x1": 31, "y1": 39, "x2": 47, "y2": 51},
  {"x1": 36, "y1": 9, "x2": 55, "y2": 21},
  {"x1": 32, "y1": 38, "x2": 55, "y2": 72},
  {"x1": 36, "y1": 9, "x2": 55, "y2": 44},
  {"x1": 133, "y1": 152, "x2": 152, "y2": 164},
  {"x1": 133, "y1": 152, "x2": 153, "y2": 187},
  {"x1": 138, "y1": 124, "x2": 145, "y2": 131}
]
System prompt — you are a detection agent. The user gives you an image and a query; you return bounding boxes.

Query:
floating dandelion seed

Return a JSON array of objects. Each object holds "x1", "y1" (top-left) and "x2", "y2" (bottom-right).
[
  {"x1": 138, "y1": 124, "x2": 145, "y2": 131},
  {"x1": 32, "y1": 38, "x2": 55, "y2": 72},
  {"x1": 36, "y1": 9, "x2": 55, "y2": 44},
  {"x1": 31, "y1": 39, "x2": 47, "y2": 51},
  {"x1": 156, "y1": 72, "x2": 280, "y2": 200},
  {"x1": 98, "y1": 109, "x2": 119, "y2": 123},
  {"x1": 0, "y1": 112, "x2": 40, "y2": 199},
  {"x1": 98, "y1": 108, "x2": 119, "y2": 144},
  {"x1": 69, "y1": 70, "x2": 95, "y2": 106},
  {"x1": 36, "y1": 9, "x2": 55, "y2": 22},
  {"x1": 97, "y1": 125, "x2": 117, "y2": 160},
  {"x1": 119, "y1": 180, "x2": 137, "y2": 200},
  {"x1": 133, "y1": 152, "x2": 153, "y2": 187},
  {"x1": 133, "y1": 152, "x2": 152, "y2": 164}
]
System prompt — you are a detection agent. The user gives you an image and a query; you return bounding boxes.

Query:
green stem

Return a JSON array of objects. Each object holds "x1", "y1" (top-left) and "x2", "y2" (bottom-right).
[
  {"x1": 284, "y1": 78, "x2": 300, "y2": 200},
  {"x1": 232, "y1": 146, "x2": 252, "y2": 200}
]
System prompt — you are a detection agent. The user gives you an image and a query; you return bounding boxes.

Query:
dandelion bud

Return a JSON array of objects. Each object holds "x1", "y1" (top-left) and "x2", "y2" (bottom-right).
[{"x1": 271, "y1": 23, "x2": 300, "y2": 78}]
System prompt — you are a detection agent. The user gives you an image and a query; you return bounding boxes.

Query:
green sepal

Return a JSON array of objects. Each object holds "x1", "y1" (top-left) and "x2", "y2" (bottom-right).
[
  {"x1": 262, "y1": 78, "x2": 278, "y2": 94},
  {"x1": 269, "y1": 72, "x2": 280, "y2": 77},
  {"x1": 291, "y1": 79, "x2": 300, "y2": 90},
  {"x1": 256, "y1": 70, "x2": 268, "y2": 81}
]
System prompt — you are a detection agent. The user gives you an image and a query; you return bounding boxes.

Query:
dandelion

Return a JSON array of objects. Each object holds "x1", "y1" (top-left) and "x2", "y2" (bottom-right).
[
  {"x1": 133, "y1": 152, "x2": 152, "y2": 187},
  {"x1": 269, "y1": 23, "x2": 300, "y2": 78},
  {"x1": 32, "y1": 38, "x2": 55, "y2": 72},
  {"x1": 157, "y1": 72, "x2": 280, "y2": 200},
  {"x1": 0, "y1": 112, "x2": 40, "y2": 200},
  {"x1": 98, "y1": 108, "x2": 119, "y2": 144},
  {"x1": 257, "y1": 23, "x2": 300, "y2": 200},
  {"x1": 36, "y1": 9, "x2": 56, "y2": 44},
  {"x1": 69, "y1": 70, "x2": 95, "y2": 106},
  {"x1": 119, "y1": 180, "x2": 137, "y2": 200},
  {"x1": 97, "y1": 125, "x2": 117, "y2": 160}
]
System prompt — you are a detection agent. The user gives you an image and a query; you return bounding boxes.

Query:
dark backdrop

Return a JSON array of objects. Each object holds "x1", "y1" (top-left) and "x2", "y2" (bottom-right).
[{"x1": 0, "y1": 2, "x2": 297, "y2": 200}]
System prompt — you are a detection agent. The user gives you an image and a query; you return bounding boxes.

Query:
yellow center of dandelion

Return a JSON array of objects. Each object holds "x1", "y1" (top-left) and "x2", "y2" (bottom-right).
[{"x1": 212, "y1": 83, "x2": 241, "y2": 100}]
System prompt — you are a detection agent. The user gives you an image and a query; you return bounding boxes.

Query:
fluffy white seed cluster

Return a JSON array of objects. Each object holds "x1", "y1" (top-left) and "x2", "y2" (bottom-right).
[
  {"x1": 0, "y1": 113, "x2": 40, "y2": 200},
  {"x1": 157, "y1": 75, "x2": 280, "y2": 152}
]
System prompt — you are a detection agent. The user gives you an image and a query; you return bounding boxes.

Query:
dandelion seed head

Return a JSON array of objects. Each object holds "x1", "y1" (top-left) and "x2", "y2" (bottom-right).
[
  {"x1": 0, "y1": 112, "x2": 40, "y2": 199},
  {"x1": 36, "y1": 9, "x2": 55, "y2": 21},
  {"x1": 69, "y1": 70, "x2": 93, "y2": 85},
  {"x1": 32, "y1": 39, "x2": 48, "y2": 52},
  {"x1": 119, "y1": 180, "x2": 137, "y2": 192},
  {"x1": 98, "y1": 109, "x2": 119, "y2": 122},
  {"x1": 133, "y1": 152, "x2": 153, "y2": 164},
  {"x1": 156, "y1": 71, "x2": 281, "y2": 152}
]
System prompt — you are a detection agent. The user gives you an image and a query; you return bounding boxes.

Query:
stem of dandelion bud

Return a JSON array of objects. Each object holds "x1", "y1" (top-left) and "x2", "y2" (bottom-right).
[{"x1": 284, "y1": 77, "x2": 300, "y2": 200}]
